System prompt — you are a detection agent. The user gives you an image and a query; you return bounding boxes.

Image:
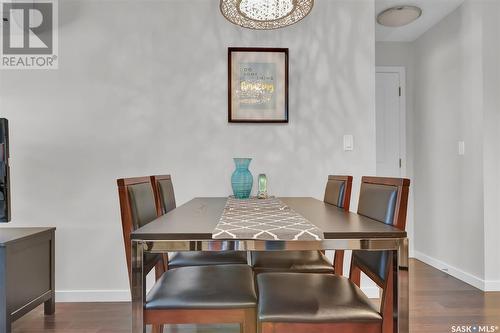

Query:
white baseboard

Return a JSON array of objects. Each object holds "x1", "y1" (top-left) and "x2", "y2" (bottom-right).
[
  {"x1": 56, "y1": 290, "x2": 130, "y2": 302},
  {"x1": 484, "y1": 280, "x2": 500, "y2": 291},
  {"x1": 413, "y1": 250, "x2": 500, "y2": 291},
  {"x1": 55, "y1": 286, "x2": 380, "y2": 303}
]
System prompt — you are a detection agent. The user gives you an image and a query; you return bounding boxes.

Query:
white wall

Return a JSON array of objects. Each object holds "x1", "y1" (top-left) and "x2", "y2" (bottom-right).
[
  {"x1": 481, "y1": 1, "x2": 500, "y2": 291},
  {"x1": 0, "y1": 0, "x2": 376, "y2": 300},
  {"x1": 375, "y1": 42, "x2": 415, "y2": 256},
  {"x1": 377, "y1": 1, "x2": 500, "y2": 290},
  {"x1": 414, "y1": 1, "x2": 485, "y2": 283}
]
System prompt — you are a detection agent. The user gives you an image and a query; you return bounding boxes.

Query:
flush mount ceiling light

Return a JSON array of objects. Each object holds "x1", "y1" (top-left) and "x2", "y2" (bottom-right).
[
  {"x1": 220, "y1": 0, "x2": 314, "y2": 30},
  {"x1": 377, "y1": 5, "x2": 422, "y2": 27}
]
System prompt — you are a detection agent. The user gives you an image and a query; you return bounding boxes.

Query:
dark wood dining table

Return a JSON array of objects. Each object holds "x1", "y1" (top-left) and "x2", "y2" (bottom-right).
[{"x1": 130, "y1": 197, "x2": 409, "y2": 333}]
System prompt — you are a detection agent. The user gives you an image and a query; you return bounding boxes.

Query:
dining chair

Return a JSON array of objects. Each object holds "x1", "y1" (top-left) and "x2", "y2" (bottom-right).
[
  {"x1": 256, "y1": 250, "x2": 395, "y2": 333},
  {"x1": 324, "y1": 175, "x2": 353, "y2": 275},
  {"x1": 250, "y1": 175, "x2": 353, "y2": 275},
  {"x1": 255, "y1": 176, "x2": 410, "y2": 333},
  {"x1": 350, "y1": 176, "x2": 410, "y2": 287},
  {"x1": 150, "y1": 175, "x2": 248, "y2": 269},
  {"x1": 117, "y1": 177, "x2": 165, "y2": 281},
  {"x1": 117, "y1": 176, "x2": 258, "y2": 333},
  {"x1": 117, "y1": 176, "x2": 167, "y2": 333}
]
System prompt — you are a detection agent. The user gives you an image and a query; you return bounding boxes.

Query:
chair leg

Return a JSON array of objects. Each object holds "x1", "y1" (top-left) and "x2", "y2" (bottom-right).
[
  {"x1": 163, "y1": 253, "x2": 169, "y2": 271},
  {"x1": 350, "y1": 262, "x2": 361, "y2": 287},
  {"x1": 260, "y1": 322, "x2": 274, "y2": 333},
  {"x1": 242, "y1": 308, "x2": 257, "y2": 333},
  {"x1": 381, "y1": 257, "x2": 394, "y2": 333},
  {"x1": 152, "y1": 263, "x2": 165, "y2": 333},
  {"x1": 333, "y1": 250, "x2": 345, "y2": 276},
  {"x1": 151, "y1": 324, "x2": 163, "y2": 333},
  {"x1": 155, "y1": 260, "x2": 165, "y2": 281}
]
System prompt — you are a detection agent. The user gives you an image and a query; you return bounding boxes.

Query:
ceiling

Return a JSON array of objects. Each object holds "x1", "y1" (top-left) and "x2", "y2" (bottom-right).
[{"x1": 375, "y1": 0, "x2": 465, "y2": 42}]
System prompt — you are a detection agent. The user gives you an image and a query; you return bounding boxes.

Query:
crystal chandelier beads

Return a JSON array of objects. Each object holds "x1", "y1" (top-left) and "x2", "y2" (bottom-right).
[
  {"x1": 220, "y1": 0, "x2": 314, "y2": 30},
  {"x1": 239, "y1": 0, "x2": 294, "y2": 21}
]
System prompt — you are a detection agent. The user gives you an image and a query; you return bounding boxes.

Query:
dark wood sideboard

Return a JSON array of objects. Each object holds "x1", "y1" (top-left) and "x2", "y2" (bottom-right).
[{"x1": 0, "y1": 227, "x2": 55, "y2": 333}]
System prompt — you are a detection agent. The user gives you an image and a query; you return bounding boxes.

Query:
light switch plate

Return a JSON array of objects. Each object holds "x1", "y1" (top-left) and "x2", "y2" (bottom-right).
[
  {"x1": 343, "y1": 135, "x2": 354, "y2": 151},
  {"x1": 458, "y1": 141, "x2": 465, "y2": 155}
]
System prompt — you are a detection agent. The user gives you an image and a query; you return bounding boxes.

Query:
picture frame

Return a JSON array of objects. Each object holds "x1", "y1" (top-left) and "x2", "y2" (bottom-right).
[{"x1": 228, "y1": 47, "x2": 289, "y2": 123}]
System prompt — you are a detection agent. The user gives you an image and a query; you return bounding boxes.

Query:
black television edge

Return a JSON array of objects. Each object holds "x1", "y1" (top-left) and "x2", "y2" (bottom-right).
[{"x1": 0, "y1": 118, "x2": 10, "y2": 222}]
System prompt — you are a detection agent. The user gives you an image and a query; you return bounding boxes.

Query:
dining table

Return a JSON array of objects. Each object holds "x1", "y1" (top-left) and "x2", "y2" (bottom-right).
[{"x1": 130, "y1": 197, "x2": 409, "y2": 333}]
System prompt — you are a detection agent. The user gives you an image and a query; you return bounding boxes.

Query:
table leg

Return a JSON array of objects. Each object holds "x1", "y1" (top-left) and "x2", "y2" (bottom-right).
[
  {"x1": 395, "y1": 238, "x2": 409, "y2": 333},
  {"x1": 131, "y1": 240, "x2": 145, "y2": 333},
  {"x1": 0, "y1": 318, "x2": 10, "y2": 333},
  {"x1": 0, "y1": 300, "x2": 11, "y2": 333}
]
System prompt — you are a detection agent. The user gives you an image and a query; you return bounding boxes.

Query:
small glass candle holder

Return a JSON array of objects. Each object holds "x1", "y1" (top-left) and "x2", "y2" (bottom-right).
[{"x1": 257, "y1": 174, "x2": 268, "y2": 199}]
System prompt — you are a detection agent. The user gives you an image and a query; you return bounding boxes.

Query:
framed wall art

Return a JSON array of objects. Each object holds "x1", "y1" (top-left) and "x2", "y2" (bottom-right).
[{"x1": 228, "y1": 47, "x2": 289, "y2": 123}]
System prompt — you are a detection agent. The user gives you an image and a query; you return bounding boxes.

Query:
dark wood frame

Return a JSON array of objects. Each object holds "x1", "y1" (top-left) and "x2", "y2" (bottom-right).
[
  {"x1": 119, "y1": 177, "x2": 257, "y2": 333},
  {"x1": 150, "y1": 175, "x2": 175, "y2": 217},
  {"x1": 228, "y1": 47, "x2": 289, "y2": 123},
  {"x1": 145, "y1": 308, "x2": 256, "y2": 333},
  {"x1": 116, "y1": 177, "x2": 166, "y2": 286},
  {"x1": 325, "y1": 175, "x2": 353, "y2": 275},
  {"x1": 359, "y1": 176, "x2": 410, "y2": 231},
  {"x1": 117, "y1": 177, "x2": 165, "y2": 281},
  {"x1": 150, "y1": 174, "x2": 174, "y2": 271},
  {"x1": 325, "y1": 175, "x2": 353, "y2": 212},
  {"x1": 350, "y1": 176, "x2": 410, "y2": 296},
  {"x1": 259, "y1": 251, "x2": 395, "y2": 333}
]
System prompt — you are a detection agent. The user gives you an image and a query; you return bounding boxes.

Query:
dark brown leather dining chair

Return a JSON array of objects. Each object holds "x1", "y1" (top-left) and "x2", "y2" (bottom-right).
[
  {"x1": 117, "y1": 176, "x2": 257, "y2": 333},
  {"x1": 255, "y1": 176, "x2": 410, "y2": 333},
  {"x1": 250, "y1": 175, "x2": 352, "y2": 275},
  {"x1": 350, "y1": 176, "x2": 410, "y2": 287},
  {"x1": 117, "y1": 177, "x2": 165, "y2": 282},
  {"x1": 256, "y1": 251, "x2": 396, "y2": 333},
  {"x1": 150, "y1": 174, "x2": 248, "y2": 269},
  {"x1": 324, "y1": 175, "x2": 353, "y2": 275}
]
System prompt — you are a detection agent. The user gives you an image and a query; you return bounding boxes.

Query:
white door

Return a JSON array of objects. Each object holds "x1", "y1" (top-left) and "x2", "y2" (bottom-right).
[{"x1": 376, "y1": 70, "x2": 403, "y2": 177}]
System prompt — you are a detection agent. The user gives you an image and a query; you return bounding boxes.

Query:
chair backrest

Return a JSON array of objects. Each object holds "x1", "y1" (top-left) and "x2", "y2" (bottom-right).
[
  {"x1": 324, "y1": 175, "x2": 353, "y2": 211},
  {"x1": 351, "y1": 176, "x2": 410, "y2": 331},
  {"x1": 150, "y1": 175, "x2": 176, "y2": 217},
  {"x1": 117, "y1": 176, "x2": 159, "y2": 278},
  {"x1": 351, "y1": 250, "x2": 394, "y2": 330},
  {"x1": 357, "y1": 176, "x2": 410, "y2": 230}
]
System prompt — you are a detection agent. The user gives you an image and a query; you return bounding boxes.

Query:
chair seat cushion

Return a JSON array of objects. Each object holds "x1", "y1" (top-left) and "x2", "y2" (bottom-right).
[
  {"x1": 251, "y1": 251, "x2": 334, "y2": 273},
  {"x1": 168, "y1": 251, "x2": 248, "y2": 269},
  {"x1": 145, "y1": 265, "x2": 257, "y2": 310},
  {"x1": 257, "y1": 272, "x2": 382, "y2": 323}
]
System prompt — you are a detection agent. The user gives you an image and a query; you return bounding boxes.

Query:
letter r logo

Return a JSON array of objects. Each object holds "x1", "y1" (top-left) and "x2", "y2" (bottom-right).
[{"x1": 2, "y1": 2, "x2": 53, "y2": 54}]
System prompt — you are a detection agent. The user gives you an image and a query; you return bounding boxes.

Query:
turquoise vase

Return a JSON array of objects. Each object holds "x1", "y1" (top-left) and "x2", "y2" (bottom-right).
[{"x1": 231, "y1": 158, "x2": 253, "y2": 199}]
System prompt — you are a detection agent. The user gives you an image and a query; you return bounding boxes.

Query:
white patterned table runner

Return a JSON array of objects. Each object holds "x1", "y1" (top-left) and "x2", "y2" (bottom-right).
[{"x1": 212, "y1": 197, "x2": 324, "y2": 240}]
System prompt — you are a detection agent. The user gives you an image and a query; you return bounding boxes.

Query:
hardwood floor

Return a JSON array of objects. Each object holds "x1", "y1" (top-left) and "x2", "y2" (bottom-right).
[
  {"x1": 12, "y1": 259, "x2": 500, "y2": 333},
  {"x1": 410, "y1": 260, "x2": 500, "y2": 333}
]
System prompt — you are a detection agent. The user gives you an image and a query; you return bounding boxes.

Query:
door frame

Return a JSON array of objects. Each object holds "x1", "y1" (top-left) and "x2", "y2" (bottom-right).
[{"x1": 375, "y1": 66, "x2": 407, "y2": 177}]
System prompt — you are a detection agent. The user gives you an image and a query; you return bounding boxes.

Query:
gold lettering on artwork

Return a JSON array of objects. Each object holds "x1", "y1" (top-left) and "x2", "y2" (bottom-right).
[{"x1": 240, "y1": 81, "x2": 275, "y2": 93}]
